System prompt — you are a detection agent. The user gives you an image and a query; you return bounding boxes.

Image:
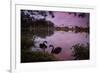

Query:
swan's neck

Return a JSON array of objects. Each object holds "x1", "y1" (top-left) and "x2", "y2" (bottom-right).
[
  {"x1": 43, "y1": 41, "x2": 47, "y2": 45},
  {"x1": 50, "y1": 45, "x2": 54, "y2": 50}
]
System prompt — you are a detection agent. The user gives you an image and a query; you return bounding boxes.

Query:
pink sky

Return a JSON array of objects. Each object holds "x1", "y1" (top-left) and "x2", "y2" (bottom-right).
[{"x1": 47, "y1": 11, "x2": 89, "y2": 27}]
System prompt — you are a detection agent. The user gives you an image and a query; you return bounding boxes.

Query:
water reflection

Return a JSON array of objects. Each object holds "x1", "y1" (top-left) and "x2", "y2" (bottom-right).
[
  {"x1": 31, "y1": 30, "x2": 89, "y2": 60},
  {"x1": 21, "y1": 10, "x2": 90, "y2": 62},
  {"x1": 21, "y1": 19, "x2": 89, "y2": 61}
]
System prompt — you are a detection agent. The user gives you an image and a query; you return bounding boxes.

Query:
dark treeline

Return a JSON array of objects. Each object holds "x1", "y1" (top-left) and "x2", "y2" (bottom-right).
[
  {"x1": 55, "y1": 26, "x2": 89, "y2": 33},
  {"x1": 21, "y1": 10, "x2": 55, "y2": 41},
  {"x1": 68, "y1": 12, "x2": 89, "y2": 18},
  {"x1": 21, "y1": 10, "x2": 55, "y2": 37},
  {"x1": 74, "y1": 26, "x2": 89, "y2": 33},
  {"x1": 21, "y1": 10, "x2": 55, "y2": 29},
  {"x1": 21, "y1": 10, "x2": 89, "y2": 34}
]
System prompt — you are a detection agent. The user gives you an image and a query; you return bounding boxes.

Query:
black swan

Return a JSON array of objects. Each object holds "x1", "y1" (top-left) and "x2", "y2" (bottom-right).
[
  {"x1": 49, "y1": 45, "x2": 62, "y2": 54},
  {"x1": 39, "y1": 41, "x2": 47, "y2": 52}
]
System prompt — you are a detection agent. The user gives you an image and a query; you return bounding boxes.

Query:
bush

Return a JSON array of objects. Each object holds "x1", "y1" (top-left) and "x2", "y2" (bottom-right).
[{"x1": 71, "y1": 43, "x2": 89, "y2": 60}]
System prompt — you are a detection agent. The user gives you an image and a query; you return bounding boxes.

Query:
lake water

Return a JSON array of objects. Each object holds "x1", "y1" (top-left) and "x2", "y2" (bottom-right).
[{"x1": 31, "y1": 31, "x2": 89, "y2": 60}]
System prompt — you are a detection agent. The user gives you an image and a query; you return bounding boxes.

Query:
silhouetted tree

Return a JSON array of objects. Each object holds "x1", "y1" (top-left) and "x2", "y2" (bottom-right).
[
  {"x1": 78, "y1": 13, "x2": 86, "y2": 18},
  {"x1": 68, "y1": 12, "x2": 88, "y2": 18},
  {"x1": 21, "y1": 10, "x2": 55, "y2": 25},
  {"x1": 21, "y1": 10, "x2": 55, "y2": 33}
]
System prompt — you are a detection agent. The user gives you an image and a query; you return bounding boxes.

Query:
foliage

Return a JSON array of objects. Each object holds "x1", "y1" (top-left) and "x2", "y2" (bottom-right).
[
  {"x1": 68, "y1": 12, "x2": 88, "y2": 18},
  {"x1": 21, "y1": 10, "x2": 55, "y2": 28},
  {"x1": 74, "y1": 26, "x2": 89, "y2": 33},
  {"x1": 71, "y1": 43, "x2": 89, "y2": 60},
  {"x1": 21, "y1": 35, "x2": 34, "y2": 51},
  {"x1": 21, "y1": 51, "x2": 57, "y2": 63}
]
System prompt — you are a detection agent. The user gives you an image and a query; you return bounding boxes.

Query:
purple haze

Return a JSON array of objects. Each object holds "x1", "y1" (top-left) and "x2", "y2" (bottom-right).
[{"x1": 46, "y1": 11, "x2": 89, "y2": 27}]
